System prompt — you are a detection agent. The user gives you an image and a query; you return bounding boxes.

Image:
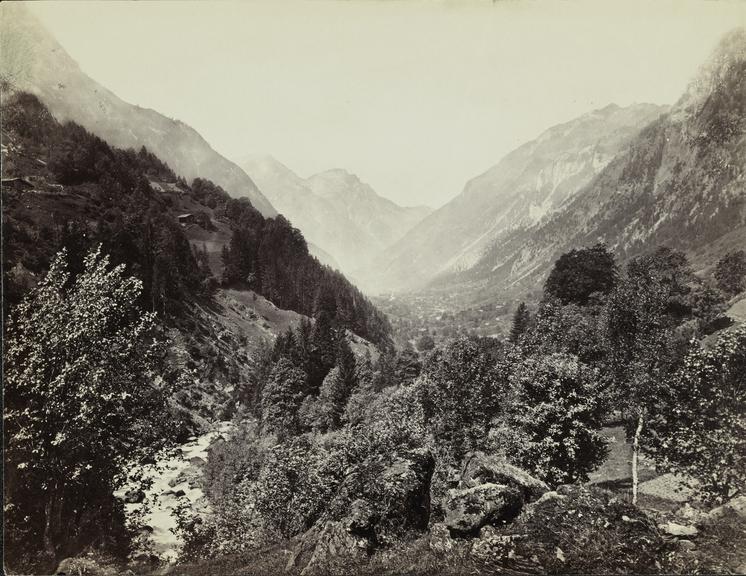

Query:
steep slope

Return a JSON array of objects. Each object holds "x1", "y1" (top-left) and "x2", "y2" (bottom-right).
[
  {"x1": 371, "y1": 103, "x2": 666, "y2": 293},
  {"x1": 306, "y1": 168, "x2": 432, "y2": 250},
  {"x1": 238, "y1": 155, "x2": 431, "y2": 279},
  {"x1": 0, "y1": 3, "x2": 276, "y2": 217},
  {"x1": 238, "y1": 155, "x2": 373, "y2": 274},
  {"x1": 444, "y1": 28, "x2": 746, "y2": 304}
]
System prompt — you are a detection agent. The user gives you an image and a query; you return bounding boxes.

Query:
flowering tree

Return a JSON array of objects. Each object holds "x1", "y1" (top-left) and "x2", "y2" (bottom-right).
[
  {"x1": 606, "y1": 248, "x2": 691, "y2": 504},
  {"x1": 503, "y1": 353, "x2": 609, "y2": 486},
  {"x1": 646, "y1": 326, "x2": 746, "y2": 503},
  {"x1": 4, "y1": 246, "x2": 172, "y2": 564}
]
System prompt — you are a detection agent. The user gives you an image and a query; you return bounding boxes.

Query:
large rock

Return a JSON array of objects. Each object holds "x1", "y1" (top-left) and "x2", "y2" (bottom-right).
[
  {"x1": 459, "y1": 452, "x2": 549, "y2": 502},
  {"x1": 123, "y1": 489, "x2": 145, "y2": 504},
  {"x1": 377, "y1": 448, "x2": 434, "y2": 534},
  {"x1": 428, "y1": 522, "x2": 454, "y2": 555},
  {"x1": 444, "y1": 483, "x2": 523, "y2": 534},
  {"x1": 660, "y1": 521, "x2": 698, "y2": 537},
  {"x1": 285, "y1": 520, "x2": 373, "y2": 575},
  {"x1": 470, "y1": 525, "x2": 519, "y2": 562},
  {"x1": 700, "y1": 495, "x2": 746, "y2": 524},
  {"x1": 287, "y1": 448, "x2": 435, "y2": 572}
]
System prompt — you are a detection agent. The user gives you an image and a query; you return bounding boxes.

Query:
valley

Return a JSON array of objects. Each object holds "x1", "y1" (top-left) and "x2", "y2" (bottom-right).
[{"x1": 2, "y1": 4, "x2": 745, "y2": 576}]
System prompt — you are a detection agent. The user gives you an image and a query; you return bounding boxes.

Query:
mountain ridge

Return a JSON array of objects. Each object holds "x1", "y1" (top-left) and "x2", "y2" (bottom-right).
[
  {"x1": 366, "y1": 102, "x2": 668, "y2": 294},
  {"x1": 0, "y1": 3, "x2": 277, "y2": 217},
  {"x1": 435, "y1": 27, "x2": 746, "y2": 305},
  {"x1": 237, "y1": 154, "x2": 432, "y2": 281}
]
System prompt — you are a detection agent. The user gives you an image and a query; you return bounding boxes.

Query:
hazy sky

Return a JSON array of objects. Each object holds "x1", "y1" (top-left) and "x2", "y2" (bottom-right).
[{"x1": 28, "y1": 0, "x2": 745, "y2": 208}]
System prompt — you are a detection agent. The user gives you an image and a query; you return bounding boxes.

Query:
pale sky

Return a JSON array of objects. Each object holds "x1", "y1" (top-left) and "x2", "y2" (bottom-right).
[{"x1": 28, "y1": 0, "x2": 745, "y2": 208}]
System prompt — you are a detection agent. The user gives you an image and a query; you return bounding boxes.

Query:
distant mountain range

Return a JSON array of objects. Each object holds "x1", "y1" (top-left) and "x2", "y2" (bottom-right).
[
  {"x1": 368, "y1": 103, "x2": 668, "y2": 294},
  {"x1": 238, "y1": 155, "x2": 431, "y2": 277},
  {"x1": 1, "y1": 4, "x2": 276, "y2": 217},
  {"x1": 370, "y1": 29, "x2": 745, "y2": 303},
  {"x1": 432, "y1": 27, "x2": 746, "y2": 305}
]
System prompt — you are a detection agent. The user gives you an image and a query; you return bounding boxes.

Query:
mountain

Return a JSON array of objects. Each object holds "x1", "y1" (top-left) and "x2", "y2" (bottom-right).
[
  {"x1": 439, "y1": 28, "x2": 746, "y2": 304},
  {"x1": 1, "y1": 90, "x2": 392, "y2": 347},
  {"x1": 370, "y1": 103, "x2": 667, "y2": 294},
  {"x1": 237, "y1": 155, "x2": 431, "y2": 278},
  {"x1": 306, "y1": 168, "x2": 432, "y2": 251},
  {"x1": 0, "y1": 3, "x2": 276, "y2": 217}
]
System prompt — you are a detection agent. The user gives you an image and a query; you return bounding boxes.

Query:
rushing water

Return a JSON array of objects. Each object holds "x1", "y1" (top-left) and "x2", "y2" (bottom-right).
[{"x1": 114, "y1": 422, "x2": 233, "y2": 562}]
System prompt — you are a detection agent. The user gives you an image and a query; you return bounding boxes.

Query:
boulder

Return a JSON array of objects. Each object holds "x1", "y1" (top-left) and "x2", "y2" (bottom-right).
[
  {"x1": 326, "y1": 447, "x2": 434, "y2": 545},
  {"x1": 287, "y1": 449, "x2": 435, "y2": 572},
  {"x1": 377, "y1": 448, "x2": 434, "y2": 533},
  {"x1": 189, "y1": 456, "x2": 206, "y2": 467},
  {"x1": 470, "y1": 525, "x2": 523, "y2": 562},
  {"x1": 123, "y1": 489, "x2": 145, "y2": 504},
  {"x1": 428, "y1": 523, "x2": 454, "y2": 555},
  {"x1": 459, "y1": 452, "x2": 549, "y2": 502},
  {"x1": 286, "y1": 520, "x2": 372, "y2": 575},
  {"x1": 661, "y1": 521, "x2": 698, "y2": 537},
  {"x1": 677, "y1": 539, "x2": 697, "y2": 551},
  {"x1": 444, "y1": 483, "x2": 523, "y2": 534},
  {"x1": 700, "y1": 495, "x2": 746, "y2": 524}
]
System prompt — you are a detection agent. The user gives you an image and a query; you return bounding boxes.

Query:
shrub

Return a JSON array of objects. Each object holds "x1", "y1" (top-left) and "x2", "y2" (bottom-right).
[{"x1": 501, "y1": 353, "x2": 609, "y2": 486}]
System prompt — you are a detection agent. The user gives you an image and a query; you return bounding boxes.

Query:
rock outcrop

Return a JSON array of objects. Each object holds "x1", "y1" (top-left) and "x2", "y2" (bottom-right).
[
  {"x1": 459, "y1": 452, "x2": 550, "y2": 502},
  {"x1": 442, "y1": 452, "x2": 548, "y2": 535},
  {"x1": 444, "y1": 484, "x2": 523, "y2": 534}
]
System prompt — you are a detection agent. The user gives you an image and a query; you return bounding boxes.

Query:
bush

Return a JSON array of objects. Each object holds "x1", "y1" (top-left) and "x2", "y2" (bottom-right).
[
  {"x1": 646, "y1": 325, "x2": 746, "y2": 503},
  {"x1": 501, "y1": 353, "x2": 609, "y2": 486}
]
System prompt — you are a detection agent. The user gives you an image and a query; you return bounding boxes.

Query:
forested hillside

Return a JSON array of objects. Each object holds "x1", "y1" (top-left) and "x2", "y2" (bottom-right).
[{"x1": 2, "y1": 91, "x2": 391, "y2": 348}]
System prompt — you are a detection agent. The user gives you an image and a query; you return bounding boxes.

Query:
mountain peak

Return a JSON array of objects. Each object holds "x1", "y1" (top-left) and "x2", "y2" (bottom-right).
[{"x1": 676, "y1": 27, "x2": 746, "y2": 114}]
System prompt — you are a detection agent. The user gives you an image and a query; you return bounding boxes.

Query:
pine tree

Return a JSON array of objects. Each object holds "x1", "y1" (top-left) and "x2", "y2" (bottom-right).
[
  {"x1": 509, "y1": 302, "x2": 530, "y2": 343},
  {"x1": 260, "y1": 358, "x2": 306, "y2": 438}
]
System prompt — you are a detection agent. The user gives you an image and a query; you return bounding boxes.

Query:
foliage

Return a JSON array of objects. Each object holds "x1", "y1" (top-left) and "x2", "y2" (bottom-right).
[
  {"x1": 502, "y1": 353, "x2": 609, "y2": 486},
  {"x1": 544, "y1": 243, "x2": 617, "y2": 305},
  {"x1": 714, "y1": 249, "x2": 746, "y2": 296},
  {"x1": 220, "y1": 200, "x2": 392, "y2": 348},
  {"x1": 415, "y1": 332, "x2": 436, "y2": 352},
  {"x1": 253, "y1": 435, "x2": 344, "y2": 538},
  {"x1": 606, "y1": 248, "x2": 694, "y2": 416},
  {"x1": 3, "y1": 247, "x2": 174, "y2": 569},
  {"x1": 420, "y1": 338, "x2": 508, "y2": 458},
  {"x1": 509, "y1": 302, "x2": 530, "y2": 343},
  {"x1": 646, "y1": 326, "x2": 746, "y2": 502},
  {"x1": 260, "y1": 358, "x2": 306, "y2": 438}
]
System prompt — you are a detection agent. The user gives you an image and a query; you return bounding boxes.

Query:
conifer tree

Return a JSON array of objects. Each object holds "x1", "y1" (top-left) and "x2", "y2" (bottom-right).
[
  {"x1": 509, "y1": 302, "x2": 530, "y2": 343},
  {"x1": 260, "y1": 358, "x2": 306, "y2": 438}
]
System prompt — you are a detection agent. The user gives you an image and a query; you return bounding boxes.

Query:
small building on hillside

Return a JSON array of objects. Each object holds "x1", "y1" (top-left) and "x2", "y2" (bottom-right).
[{"x1": 178, "y1": 213, "x2": 195, "y2": 225}]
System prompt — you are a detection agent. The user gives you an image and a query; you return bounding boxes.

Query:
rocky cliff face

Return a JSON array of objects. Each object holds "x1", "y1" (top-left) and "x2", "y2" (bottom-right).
[
  {"x1": 0, "y1": 3, "x2": 276, "y2": 216},
  {"x1": 370, "y1": 103, "x2": 666, "y2": 294},
  {"x1": 440, "y1": 28, "x2": 746, "y2": 302}
]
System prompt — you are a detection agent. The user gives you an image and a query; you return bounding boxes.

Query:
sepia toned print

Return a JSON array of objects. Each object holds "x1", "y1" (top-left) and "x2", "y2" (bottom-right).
[{"x1": 2, "y1": 1, "x2": 745, "y2": 574}]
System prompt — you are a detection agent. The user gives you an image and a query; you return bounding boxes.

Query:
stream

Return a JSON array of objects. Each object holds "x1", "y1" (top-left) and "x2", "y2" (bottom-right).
[{"x1": 114, "y1": 421, "x2": 233, "y2": 562}]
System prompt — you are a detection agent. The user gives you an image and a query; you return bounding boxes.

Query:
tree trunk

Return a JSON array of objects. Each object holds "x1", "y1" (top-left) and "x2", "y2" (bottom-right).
[
  {"x1": 631, "y1": 412, "x2": 644, "y2": 506},
  {"x1": 43, "y1": 483, "x2": 63, "y2": 561},
  {"x1": 43, "y1": 492, "x2": 57, "y2": 559}
]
